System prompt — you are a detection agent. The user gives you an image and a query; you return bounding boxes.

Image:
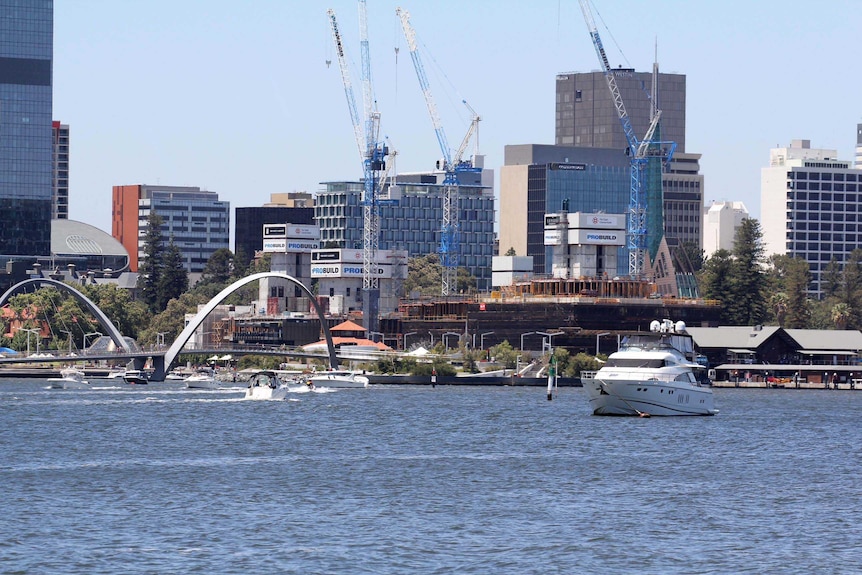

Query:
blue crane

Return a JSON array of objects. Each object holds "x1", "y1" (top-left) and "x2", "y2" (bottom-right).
[
  {"x1": 327, "y1": 3, "x2": 390, "y2": 331},
  {"x1": 578, "y1": 0, "x2": 675, "y2": 278},
  {"x1": 397, "y1": 7, "x2": 481, "y2": 296}
]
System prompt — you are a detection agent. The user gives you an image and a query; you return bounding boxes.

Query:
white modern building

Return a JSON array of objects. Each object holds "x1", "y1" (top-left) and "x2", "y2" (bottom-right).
[
  {"x1": 311, "y1": 248, "x2": 408, "y2": 316},
  {"x1": 259, "y1": 223, "x2": 319, "y2": 314},
  {"x1": 856, "y1": 123, "x2": 862, "y2": 169},
  {"x1": 702, "y1": 201, "x2": 749, "y2": 256},
  {"x1": 761, "y1": 139, "x2": 862, "y2": 297},
  {"x1": 543, "y1": 211, "x2": 626, "y2": 279}
]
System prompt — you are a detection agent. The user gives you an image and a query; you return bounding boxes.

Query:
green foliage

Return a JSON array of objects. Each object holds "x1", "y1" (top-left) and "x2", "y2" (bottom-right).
[
  {"x1": 237, "y1": 355, "x2": 282, "y2": 370},
  {"x1": 727, "y1": 218, "x2": 767, "y2": 325},
  {"x1": 157, "y1": 240, "x2": 189, "y2": 309},
  {"x1": 489, "y1": 340, "x2": 519, "y2": 369},
  {"x1": 198, "y1": 248, "x2": 234, "y2": 287},
  {"x1": 138, "y1": 212, "x2": 166, "y2": 314},
  {"x1": 403, "y1": 253, "x2": 477, "y2": 296},
  {"x1": 505, "y1": 247, "x2": 516, "y2": 257},
  {"x1": 411, "y1": 359, "x2": 455, "y2": 376},
  {"x1": 561, "y1": 352, "x2": 603, "y2": 377},
  {"x1": 674, "y1": 240, "x2": 704, "y2": 273}
]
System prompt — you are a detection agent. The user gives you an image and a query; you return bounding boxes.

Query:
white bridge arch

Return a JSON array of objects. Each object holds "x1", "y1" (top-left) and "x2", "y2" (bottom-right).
[
  {"x1": 158, "y1": 272, "x2": 337, "y2": 380},
  {"x1": 0, "y1": 278, "x2": 131, "y2": 352}
]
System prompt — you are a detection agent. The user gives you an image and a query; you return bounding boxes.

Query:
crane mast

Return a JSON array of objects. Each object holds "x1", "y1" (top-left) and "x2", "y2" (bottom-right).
[
  {"x1": 327, "y1": 4, "x2": 388, "y2": 332},
  {"x1": 578, "y1": 0, "x2": 675, "y2": 278},
  {"x1": 397, "y1": 7, "x2": 479, "y2": 296}
]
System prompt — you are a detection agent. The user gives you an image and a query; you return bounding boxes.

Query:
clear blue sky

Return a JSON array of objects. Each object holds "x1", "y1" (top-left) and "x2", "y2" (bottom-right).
[{"x1": 54, "y1": 0, "x2": 862, "y2": 239}]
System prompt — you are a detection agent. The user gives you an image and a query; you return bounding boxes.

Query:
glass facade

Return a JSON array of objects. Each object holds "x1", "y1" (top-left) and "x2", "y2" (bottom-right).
[
  {"x1": 0, "y1": 0, "x2": 53, "y2": 257},
  {"x1": 316, "y1": 179, "x2": 496, "y2": 290}
]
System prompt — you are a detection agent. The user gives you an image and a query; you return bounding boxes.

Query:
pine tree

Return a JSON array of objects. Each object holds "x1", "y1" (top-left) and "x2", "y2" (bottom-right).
[
  {"x1": 138, "y1": 212, "x2": 166, "y2": 313},
  {"x1": 727, "y1": 218, "x2": 767, "y2": 325},
  {"x1": 699, "y1": 249, "x2": 734, "y2": 324},
  {"x1": 157, "y1": 240, "x2": 189, "y2": 309}
]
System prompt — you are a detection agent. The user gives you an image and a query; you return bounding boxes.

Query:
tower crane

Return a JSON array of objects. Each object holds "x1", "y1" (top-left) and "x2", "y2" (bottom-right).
[
  {"x1": 396, "y1": 7, "x2": 481, "y2": 296},
  {"x1": 578, "y1": 0, "x2": 675, "y2": 278},
  {"x1": 327, "y1": 2, "x2": 389, "y2": 332}
]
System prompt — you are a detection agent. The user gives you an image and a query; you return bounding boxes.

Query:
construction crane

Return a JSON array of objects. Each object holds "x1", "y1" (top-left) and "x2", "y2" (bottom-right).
[
  {"x1": 327, "y1": 2, "x2": 389, "y2": 332},
  {"x1": 578, "y1": 0, "x2": 675, "y2": 278},
  {"x1": 396, "y1": 7, "x2": 481, "y2": 296}
]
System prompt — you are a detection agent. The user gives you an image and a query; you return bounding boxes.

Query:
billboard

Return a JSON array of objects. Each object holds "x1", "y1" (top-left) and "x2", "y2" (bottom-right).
[{"x1": 311, "y1": 263, "x2": 393, "y2": 279}]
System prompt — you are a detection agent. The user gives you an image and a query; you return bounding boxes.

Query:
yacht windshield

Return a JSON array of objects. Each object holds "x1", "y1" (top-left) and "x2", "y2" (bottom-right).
[{"x1": 605, "y1": 358, "x2": 667, "y2": 368}]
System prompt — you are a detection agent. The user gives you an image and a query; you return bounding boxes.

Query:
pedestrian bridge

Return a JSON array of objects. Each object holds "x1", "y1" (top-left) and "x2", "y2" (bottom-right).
[{"x1": 0, "y1": 272, "x2": 338, "y2": 381}]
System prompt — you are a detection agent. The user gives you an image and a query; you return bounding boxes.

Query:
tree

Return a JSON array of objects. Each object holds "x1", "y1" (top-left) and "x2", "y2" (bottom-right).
[
  {"x1": 489, "y1": 340, "x2": 519, "y2": 369},
  {"x1": 674, "y1": 241, "x2": 705, "y2": 273},
  {"x1": 80, "y1": 283, "x2": 150, "y2": 340},
  {"x1": 699, "y1": 249, "x2": 734, "y2": 324},
  {"x1": 505, "y1": 247, "x2": 516, "y2": 256},
  {"x1": 727, "y1": 218, "x2": 767, "y2": 325},
  {"x1": 138, "y1": 212, "x2": 166, "y2": 313},
  {"x1": 156, "y1": 240, "x2": 189, "y2": 310},
  {"x1": 832, "y1": 302, "x2": 852, "y2": 330},
  {"x1": 821, "y1": 258, "x2": 842, "y2": 300},
  {"x1": 765, "y1": 255, "x2": 810, "y2": 328},
  {"x1": 199, "y1": 248, "x2": 234, "y2": 287}
]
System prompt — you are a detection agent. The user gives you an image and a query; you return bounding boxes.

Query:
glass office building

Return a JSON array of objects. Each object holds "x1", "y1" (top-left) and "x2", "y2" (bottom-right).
[
  {"x1": 315, "y1": 177, "x2": 496, "y2": 290},
  {"x1": 0, "y1": 0, "x2": 54, "y2": 259}
]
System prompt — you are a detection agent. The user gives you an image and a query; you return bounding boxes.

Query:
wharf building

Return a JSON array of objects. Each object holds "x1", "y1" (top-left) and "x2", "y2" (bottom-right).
[
  {"x1": 234, "y1": 192, "x2": 314, "y2": 268},
  {"x1": 0, "y1": 0, "x2": 54, "y2": 262},
  {"x1": 761, "y1": 139, "x2": 862, "y2": 298},
  {"x1": 112, "y1": 184, "x2": 230, "y2": 275},
  {"x1": 315, "y1": 168, "x2": 495, "y2": 291}
]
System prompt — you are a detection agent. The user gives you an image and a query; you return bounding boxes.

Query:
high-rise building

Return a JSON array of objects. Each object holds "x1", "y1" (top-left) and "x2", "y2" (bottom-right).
[
  {"x1": 702, "y1": 201, "x2": 750, "y2": 257},
  {"x1": 52, "y1": 121, "x2": 68, "y2": 219},
  {"x1": 555, "y1": 70, "x2": 686, "y2": 153},
  {"x1": 0, "y1": 0, "x2": 54, "y2": 260},
  {"x1": 761, "y1": 139, "x2": 862, "y2": 297},
  {"x1": 315, "y1": 172, "x2": 495, "y2": 290},
  {"x1": 112, "y1": 184, "x2": 230, "y2": 274},
  {"x1": 234, "y1": 193, "x2": 315, "y2": 267},
  {"x1": 856, "y1": 123, "x2": 862, "y2": 169}
]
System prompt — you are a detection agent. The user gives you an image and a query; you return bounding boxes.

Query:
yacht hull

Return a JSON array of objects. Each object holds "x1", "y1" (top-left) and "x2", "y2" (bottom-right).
[{"x1": 584, "y1": 378, "x2": 717, "y2": 416}]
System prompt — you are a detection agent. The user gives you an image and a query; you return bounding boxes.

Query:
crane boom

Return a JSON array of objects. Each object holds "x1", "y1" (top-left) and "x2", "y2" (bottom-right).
[{"x1": 327, "y1": 8, "x2": 365, "y2": 165}]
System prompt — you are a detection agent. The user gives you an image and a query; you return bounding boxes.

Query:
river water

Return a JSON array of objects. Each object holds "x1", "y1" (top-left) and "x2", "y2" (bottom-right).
[{"x1": 1, "y1": 380, "x2": 860, "y2": 574}]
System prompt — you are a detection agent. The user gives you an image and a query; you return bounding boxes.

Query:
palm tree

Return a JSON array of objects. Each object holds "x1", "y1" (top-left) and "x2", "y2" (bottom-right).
[
  {"x1": 770, "y1": 292, "x2": 788, "y2": 327},
  {"x1": 831, "y1": 302, "x2": 852, "y2": 330}
]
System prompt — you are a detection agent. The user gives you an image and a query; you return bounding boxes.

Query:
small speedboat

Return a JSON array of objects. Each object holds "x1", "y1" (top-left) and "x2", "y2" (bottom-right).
[
  {"x1": 306, "y1": 370, "x2": 369, "y2": 388},
  {"x1": 123, "y1": 369, "x2": 149, "y2": 385},
  {"x1": 47, "y1": 367, "x2": 90, "y2": 389},
  {"x1": 244, "y1": 370, "x2": 307, "y2": 400},
  {"x1": 184, "y1": 368, "x2": 219, "y2": 390}
]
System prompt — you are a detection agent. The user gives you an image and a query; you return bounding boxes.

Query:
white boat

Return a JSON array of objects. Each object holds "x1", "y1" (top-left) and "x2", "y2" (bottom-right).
[
  {"x1": 104, "y1": 367, "x2": 127, "y2": 380},
  {"x1": 244, "y1": 370, "x2": 306, "y2": 400},
  {"x1": 123, "y1": 369, "x2": 149, "y2": 385},
  {"x1": 582, "y1": 319, "x2": 718, "y2": 417},
  {"x1": 47, "y1": 367, "x2": 90, "y2": 389},
  {"x1": 184, "y1": 368, "x2": 219, "y2": 390},
  {"x1": 306, "y1": 370, "x2": 369, "y2": 388}
]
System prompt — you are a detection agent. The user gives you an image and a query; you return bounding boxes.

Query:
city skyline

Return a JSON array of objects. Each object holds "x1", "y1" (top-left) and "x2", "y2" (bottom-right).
[{"x1": 54, "y1": 0, "x2": 862, "y2": 237}]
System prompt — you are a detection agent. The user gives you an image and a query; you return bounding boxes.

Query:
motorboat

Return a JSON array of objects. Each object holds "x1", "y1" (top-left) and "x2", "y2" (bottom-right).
[
  {"x1": 582, "y1": 319, "x2": 718, "y2": 417},
  {"x1": 47, "y1": 367, "x2": 90, "y2": 389},
  {"x1": 243, "y1": 370, "x2": 303, "y2": 400},
  {"x1": 104, "y1": 367, "x2": 127, "y2": 380},
  {"x1": 123, "y1": 369, "x2": 149, "y2": 385},
  {"x1": 306, "y1": 369, "x2": 369, "y2": 388},
  {"x1": 184, "y1": 367, "x2": 219, "y2": 390}
]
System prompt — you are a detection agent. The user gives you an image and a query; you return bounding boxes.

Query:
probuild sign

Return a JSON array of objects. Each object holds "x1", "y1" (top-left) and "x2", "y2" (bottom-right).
[
  {"x1": 311, "y1": 264, "x2": 392, "y2": 279},
  {"x1": 262, "y1": 239, "x2": 318, "y2": 253}
]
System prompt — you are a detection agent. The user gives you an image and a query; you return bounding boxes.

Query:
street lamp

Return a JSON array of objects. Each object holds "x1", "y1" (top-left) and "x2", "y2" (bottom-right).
[
  {"x1": 60, "y1": 330, "x2": 74, "y2": 356},
  {"x1": 537, "y1": 331, "x2": 564, "y2": 355},
  {"x1": 21, "y1": 328, "x2": 40, "y2": 356},
  {"x1": 596, "y1": 332, "x2": 610, "y2": 355},
  {"x1": 84, "y1": 332, "x2": 102, "y2": 354},
  {"x1": 520, "y1": 331, "x2": 536, "y2": 351},
  {"x1": 402, "y1": 331, "x2": 417, "y2": 350},
  {"x1": 480, "y1": 331, "x2": 494, "y2": 350},
  {"x1": 443, "y1": 332, "x2": 461, "y2": 352}
]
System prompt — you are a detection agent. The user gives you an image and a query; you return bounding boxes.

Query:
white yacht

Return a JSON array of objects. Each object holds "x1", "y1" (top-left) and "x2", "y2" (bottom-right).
[
  {"x1": 123, "y1": 369, "x2": 149, "y2": 385},
  {"x1": 582, "y1": 320, "x2": 717, "y2": 417},
  {"x1": 47, "y1": 367, "x2": 90, "y2": 389},
  {"x1": 306, "y1": 370, "x2": 369, "y2": 389},
  {"x1": 184, "y1": 368, "x2": 219, "y2": 390}
]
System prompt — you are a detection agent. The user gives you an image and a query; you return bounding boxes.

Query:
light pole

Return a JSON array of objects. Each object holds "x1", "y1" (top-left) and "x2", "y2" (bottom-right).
[
  {"x1": 596, "y1": 332, "x2": 610, "y2": 355},
  {"x1": 402, "y1": 331, "x2": 417, "y2": 351},
  {"x1": 156, "y1": 332, "x2": 167, "y2": 349},
  {"x1": 443, "y1": 332, "x2": 461, "y2": 352},
  {"x1": 60, "y1": 330, "x2": 74, "y2": 356},
  {"x1": 520, "y1": 331, "x2": 536, "y2": 351},
  {"x1": 369, "y1": 331, "x2": 384, "y2": 344},
  {"x1": 84, "y1": 332, "x2": 102, "y2": 354},
  {"x1": 21, "y1": 328, "x2": 40, "y2": 356},
  {"x1": 480, "y1": 331, "x2": 494, "y2": 350},
  {"x1": 428, "y1": 331, "x2": 435, "y2": 346},
  {"x1": 537, "y1": 331, "x2": 564, "y2": 355}
]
